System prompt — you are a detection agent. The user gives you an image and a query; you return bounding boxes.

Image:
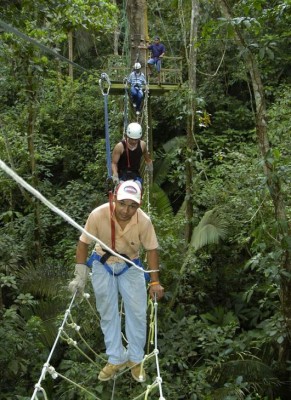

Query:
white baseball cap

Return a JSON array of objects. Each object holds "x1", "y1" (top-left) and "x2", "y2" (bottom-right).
[{"x1": 116, "y1": 181, "x2": 142, "y2": 204}]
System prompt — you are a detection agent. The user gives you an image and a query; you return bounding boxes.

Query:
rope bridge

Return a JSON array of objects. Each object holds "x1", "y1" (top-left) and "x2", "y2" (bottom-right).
[
  {"x1": 0, "y1": 160, "x2": 165, "y2": 400},
  {"x1": 30, "y1": 292, "x2": 164, "y2": 400}
]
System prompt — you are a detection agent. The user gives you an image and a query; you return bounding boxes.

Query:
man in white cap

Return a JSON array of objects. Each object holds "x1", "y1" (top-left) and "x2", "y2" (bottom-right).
[{"x1": 69, "y1": 181, "x2": 164, "y2": 383}]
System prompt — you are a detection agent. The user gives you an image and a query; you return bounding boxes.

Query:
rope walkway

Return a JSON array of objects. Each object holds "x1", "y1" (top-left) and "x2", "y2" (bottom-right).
[{"x1": 29, "y1": 291, "x2": 164, "y2": 400}]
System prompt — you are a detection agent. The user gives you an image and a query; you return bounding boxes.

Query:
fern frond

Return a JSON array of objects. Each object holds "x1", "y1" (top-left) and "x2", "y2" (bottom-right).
[
  {"x1": 190, "y1": 208, "x2": 228, "y2": 251},
  {"x1": 149, "y1": 183, "x2": 174, "y2": 217}
]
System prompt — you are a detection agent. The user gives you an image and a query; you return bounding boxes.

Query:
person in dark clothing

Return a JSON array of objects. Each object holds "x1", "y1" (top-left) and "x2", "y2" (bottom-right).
[
  {"x1": 147, "y1": 36, "x2": 165, "y2": 83},
  {"x1": 111, "y1": 122, "x2": 153, "y2": 186}
]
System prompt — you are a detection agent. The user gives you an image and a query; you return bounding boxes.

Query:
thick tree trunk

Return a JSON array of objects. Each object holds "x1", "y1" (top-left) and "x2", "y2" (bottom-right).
[
  {"x1": 218, "y1": 0, "x2": 291, "y2": 335},
  {"x1": 126, "y1": 0, "x2": 148, "y2": 72}
]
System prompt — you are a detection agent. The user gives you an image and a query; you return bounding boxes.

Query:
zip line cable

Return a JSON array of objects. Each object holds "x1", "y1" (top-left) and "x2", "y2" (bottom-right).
[{"x1": 0, "y1": 19, "x2": 89, "y2": 74}]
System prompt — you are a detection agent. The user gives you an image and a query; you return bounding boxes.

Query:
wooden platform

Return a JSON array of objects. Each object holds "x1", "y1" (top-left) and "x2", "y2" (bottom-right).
[
  {"x1": 105, "y1": 55, "x2": 183, "y2": 96},
  {"x1": 109, "y1": 81, "x2": 181, "y2": 95}
]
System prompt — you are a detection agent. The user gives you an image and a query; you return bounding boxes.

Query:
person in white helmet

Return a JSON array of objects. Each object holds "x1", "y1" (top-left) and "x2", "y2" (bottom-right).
[
  {"x1": 111, "y1": 122, "x2": 153, "y2": 186},
  {"x1": 69, "y1": 180, "x2": 164, "y2": 383},
  {"x1": 127, "y1": 62, "x2": 147, "y2": 115}
]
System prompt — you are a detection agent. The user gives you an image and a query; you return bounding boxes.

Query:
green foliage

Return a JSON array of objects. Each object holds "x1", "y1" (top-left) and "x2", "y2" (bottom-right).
[
  {"x1": 0, "y1": 0, "x2": 290, "y2": 399},
  {"x1": 0, "y1": 307, "x2": 48, "y2": 399},
  {"x1": 190, "y1": 208, "x2": 228, "y2": 251}
]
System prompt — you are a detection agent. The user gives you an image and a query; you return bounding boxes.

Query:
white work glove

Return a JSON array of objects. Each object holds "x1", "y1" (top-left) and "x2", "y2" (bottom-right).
[
  {"x1": 68, "y1": 264, "x2": 89, "y2": 296},
  {"x1": 112, "y1": 175, "x2": 119, "y2": 185},
  {"x1": 145, "y1": 161, "x2": 153, "y2": 172}
]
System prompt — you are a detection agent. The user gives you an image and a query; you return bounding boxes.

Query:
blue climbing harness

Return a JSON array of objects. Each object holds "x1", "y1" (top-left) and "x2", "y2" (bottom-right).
[{"x1": 87, "y1": 250, "x2": 149, "y2": 280}]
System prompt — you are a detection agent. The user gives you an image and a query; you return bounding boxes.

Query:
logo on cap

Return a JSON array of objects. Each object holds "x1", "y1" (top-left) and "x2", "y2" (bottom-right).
[{"x1": 123, "y1": 185, "x2": 138, "y2": 194}]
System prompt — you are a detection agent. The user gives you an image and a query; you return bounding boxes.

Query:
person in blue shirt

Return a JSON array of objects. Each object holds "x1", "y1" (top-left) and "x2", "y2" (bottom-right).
[
  {"x1": 147, "y1": 36, "x2": 166, "y2": 83},
  {"x1": 127, "y1": 62, "x2": 147, "y2": 115}
]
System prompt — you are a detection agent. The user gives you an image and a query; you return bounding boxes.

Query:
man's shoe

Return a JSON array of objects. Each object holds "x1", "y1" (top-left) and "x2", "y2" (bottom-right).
[
  {"x1": 128, "y1": 361, "x2": 146, "y2": 383},
  {"x1": 133, "y1": 103, "x2": 137, "y2": 108},
  {"x1": 98, "y1": 362, "x2": 127, "y2": 381},
  {"x1": 136, "y1": 111, "x2": 140, "y2": 115}
]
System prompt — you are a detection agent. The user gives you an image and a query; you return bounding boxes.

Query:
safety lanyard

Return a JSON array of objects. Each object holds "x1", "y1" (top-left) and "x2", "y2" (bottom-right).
[
  {"x1": 123, "y1": 78, "x2": 129, "y2": 136},
  {"x1": 99, "y1": 73, "x2": 112, "y2": 179},
  {"x1": 125, "y1": 139, "x2": 131, "y2": 169},
  {"x1": 109, "y1": 191, "x2": 116, "y2": 250}
]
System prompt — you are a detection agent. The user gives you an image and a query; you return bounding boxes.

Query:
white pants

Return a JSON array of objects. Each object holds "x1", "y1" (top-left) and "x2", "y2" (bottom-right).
[{"x1": 91, "y1": 260, "x2": 147, "y2": 364}]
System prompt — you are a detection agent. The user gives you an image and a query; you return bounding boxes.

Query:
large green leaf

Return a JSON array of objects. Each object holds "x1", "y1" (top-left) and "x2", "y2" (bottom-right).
[
  {"x1": 149, "y1": 182, "x2": 174, "y2": 217},
  {"x1": 190, "y1": 208, "x2": 228, "y2": 251}
]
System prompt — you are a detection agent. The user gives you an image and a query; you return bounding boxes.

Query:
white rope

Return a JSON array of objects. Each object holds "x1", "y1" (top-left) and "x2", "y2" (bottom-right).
[
  {"x1": 0, "y1": 159, "x2": 158, "y2": 273},
  {"x1": 30, "y1": 292, "x2": 77, "y2": 400},
  {"x1": 153, "y1": 295, "x2": 165, "y2": 399}
]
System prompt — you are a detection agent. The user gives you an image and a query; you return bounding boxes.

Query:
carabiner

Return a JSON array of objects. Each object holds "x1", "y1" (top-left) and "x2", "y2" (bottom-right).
[{"x1": 99, "y1": 72, "x2": 111, "y2": 96}]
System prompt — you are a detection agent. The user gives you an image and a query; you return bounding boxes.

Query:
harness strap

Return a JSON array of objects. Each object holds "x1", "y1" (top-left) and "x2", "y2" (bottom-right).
[
  {"x1": 87, "y1": 251, "x2": 135, "y2": 277},
  {"x1": 125, "y1": 139, "x2": 131, "y2": 169},
  {"x1": 123, "y1": 78, "x2": 129, "y2": 136},
  {"x1": 86, "y1": 251, "x2": 150, "y2": 280},
  {"x1": 103, "y1": 262, "x2": 129, "y2": 277},
  {"x1": 109, "y1": 191, "x2": 116, "y2": 250},
  {"x1": 100, "y1": 250, "x2": 132, "y2": 269},
  {"x1": 99, "y1": 73, "x2": 112, "y2": 178}
]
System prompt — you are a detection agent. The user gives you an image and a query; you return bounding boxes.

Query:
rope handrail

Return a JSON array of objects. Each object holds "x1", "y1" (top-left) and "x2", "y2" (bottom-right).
[
  {"x1": 0, "y1": 160, "x2": 159, "y2": 274},
  {"x1": 30, "y1": 292, "x2": 77, "y2": 400}
]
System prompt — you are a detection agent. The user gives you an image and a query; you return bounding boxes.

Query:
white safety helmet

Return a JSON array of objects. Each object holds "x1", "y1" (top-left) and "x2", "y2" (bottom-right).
[
  {"x1": 133, "y1": 62, "x2": 141, "y2": 70},
  {"x1": 126, "y1": 122, "x2": 142, "y2": 139}
]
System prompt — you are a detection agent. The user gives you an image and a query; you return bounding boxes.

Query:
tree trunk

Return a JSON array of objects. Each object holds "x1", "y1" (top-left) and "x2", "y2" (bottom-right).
[
  {"x1": 113, "y1": 0, "x2": 120, "y2": 55},
  {"x1": 68, "y1": 30, "x2": 73, "y2": 79},
  {"x1": 126, "y1": 0, "x2": 148, "y2": 72},
  {"x1": 218, "y1": 0, "x2": 291, "y2": 336},
  {"x1": 27, "y1": 72, "x2": 42, "y2": 263},
  {"x1": 169, "y1": 0, "x2": 200, "y2": 308},
  {"x1": 185, "y1": 0, "x2": 199, "y2": 242}
]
